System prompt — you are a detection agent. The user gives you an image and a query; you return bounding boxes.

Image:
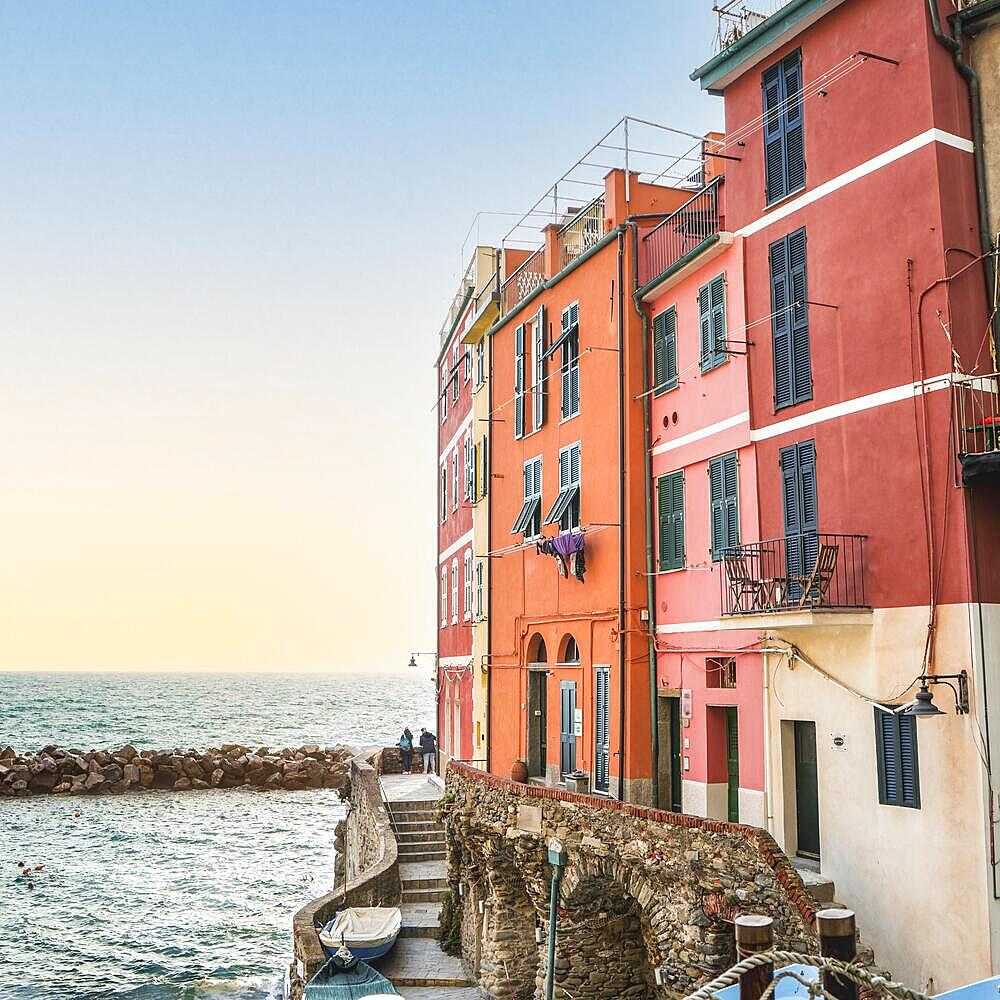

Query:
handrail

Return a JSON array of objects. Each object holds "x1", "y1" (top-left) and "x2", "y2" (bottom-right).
[
  {"x1": 643, "y1": 175, "x2": 723, "y2": 242},
  {"x1": 557, "y1": 195, "x2": 604, "y2": 236}
]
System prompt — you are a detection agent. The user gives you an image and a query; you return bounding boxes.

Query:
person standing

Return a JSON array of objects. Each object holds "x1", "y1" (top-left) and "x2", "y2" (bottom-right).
[
  {"x1": 397, "y1": 728, "x2": 414, "y2": 774},
  {"x1": 419, "y1": 727, "x2": 437, "y2": 774}
]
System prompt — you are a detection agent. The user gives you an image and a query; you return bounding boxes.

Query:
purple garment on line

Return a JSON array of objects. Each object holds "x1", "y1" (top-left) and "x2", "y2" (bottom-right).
[{"x1": 551, "y1": 532, "x2": 585, "y2": 558}]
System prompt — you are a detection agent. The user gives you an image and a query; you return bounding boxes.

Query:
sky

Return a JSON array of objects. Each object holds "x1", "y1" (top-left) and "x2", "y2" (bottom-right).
[{"x1": 0, "y1": 2, "x2": 721, "y2": 672}]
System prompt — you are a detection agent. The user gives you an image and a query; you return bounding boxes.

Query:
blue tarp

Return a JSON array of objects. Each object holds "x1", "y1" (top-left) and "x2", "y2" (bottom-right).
[
  {"x1": 303, "y1": 958, "x2": 399, "y2": 999},
  {"x1": 713, "y1": 964, "x2": 820, "y2": 1000},
  {"x1": 936, "y1": 975, "x2": 1000, "y2": 1000}
]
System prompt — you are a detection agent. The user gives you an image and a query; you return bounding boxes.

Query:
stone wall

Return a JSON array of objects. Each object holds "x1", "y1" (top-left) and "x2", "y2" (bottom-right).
[
  {"x1": 289, "y1": 748, "x2": 400, "y2": 998},
  {"x1": 443, "y1": 762, "x2": 819, "y2": 999}
]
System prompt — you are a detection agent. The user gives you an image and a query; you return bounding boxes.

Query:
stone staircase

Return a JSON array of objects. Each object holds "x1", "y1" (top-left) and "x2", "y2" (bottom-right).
[{"x1": 378, "y1": 797, "x2": 477, "y2": 996}]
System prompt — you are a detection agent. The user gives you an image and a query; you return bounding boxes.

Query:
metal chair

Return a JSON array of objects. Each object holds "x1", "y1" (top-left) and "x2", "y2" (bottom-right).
[
  {"x1": 724, "y1": 550, "x2": 769, "y2": 613},
  {"x1": 794, "y1": 543, "x2": 839, "y2": 608}
]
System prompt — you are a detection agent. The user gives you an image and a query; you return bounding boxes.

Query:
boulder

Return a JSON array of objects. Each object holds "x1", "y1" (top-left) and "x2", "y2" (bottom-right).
[
  {"x1": 264, "y1": 772, "x2": 283, "y2": 789},
  {"x1": 108, "y1": 779, "x2": 130, "y2": 793},
  {"x1": 138, "y1": 766, "x2": 155, "y2": 788},
  {"x1": 191, "y1": 778, "x2": 210, "y2": 790},
  {"x1": 101, "y1": 764, "x2": 123, "y2": 784},
  {"x1": 118, "y1": 745, "x2": 139, "y2": 762},
  {"x1": 123, "y1": 764, "x2": 141, "y2": 785},
  {"x1": 84, "y1": 773, "x2": 105, "y2": 792},
  {"x1": 60, "y1": 755, "x2": 88, "y2": 776},
  {"x1": 0, "y1": 746, "x2": 16, "y2": 761},
  {"x1": 211, "y1": 768, "x2": 225, "y2": 787},
  {"x1": 53, "y1": 781, "x2": 72, "y2": 794},
  {"x1": 181, "y1": 758, "x2": 205, "y2": 780},
  {"x1": 173, "y1": 776, "x2": 192, "y2": 791},
  {"x1": 29, "y1": 770, "x2": 58, "y2": 791}
]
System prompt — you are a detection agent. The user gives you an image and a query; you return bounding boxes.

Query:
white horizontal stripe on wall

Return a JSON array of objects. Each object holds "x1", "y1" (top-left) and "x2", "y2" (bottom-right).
[
  {"x1": 439, "y1": 529, "x2": 474, "y2": 565},
  {"x1": 652, "y1": 411, "x2": 750, "y2": 458},
  {"x1": 439, "y1": 413, "x2": 473, "y2": 465},
  {"x1": 439, "y1": 655, "x2": 472, "y2": 668}
]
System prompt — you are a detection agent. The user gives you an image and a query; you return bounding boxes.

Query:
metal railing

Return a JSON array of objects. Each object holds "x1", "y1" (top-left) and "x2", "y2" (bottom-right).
[
  {"x1": 639, "y1": 176, "x2": 724, "y2": 287},
  {"x1": 473, "y1": 267, "x2": 500, "y2": 317},
  {"x1": 501, "y1": 246, "x2": 546, "y2": 314},
  {"x1": 720, "y1": 532, "x2": 868, "y2": 616},
  {"x1": 955, "y1": 372, "x2": 1000, "y2": 457},
  {"x1": 714, "y1": 2, "x2": 794, "y2": 52},
  {"x1": 558, "y1": 197, "x2": 605, "y2": 268}
]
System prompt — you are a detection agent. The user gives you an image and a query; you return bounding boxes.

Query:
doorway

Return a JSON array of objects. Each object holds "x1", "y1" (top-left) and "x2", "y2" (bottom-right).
[
  {"x1": 527, "y1": 671, "x2": 547, "y2": 777},
  {"x1": 560, "y1": 680, "x2": 577, "y2": 777},
  {"x1": 656, "y1": 694, "x2": 682, "y2": 812},
  {"x1": 794, "y1": 721, "x2": 820, "y2": 858},
  {"x1": 594, "y1": 666, "x2": 610, "y2": 792},
  {"x1": 725, "y1": 707, "x2": 739, "y2": 823}
]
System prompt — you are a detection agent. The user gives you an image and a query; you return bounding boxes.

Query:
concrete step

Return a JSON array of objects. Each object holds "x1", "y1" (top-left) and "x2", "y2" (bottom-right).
[
  {"x1": 793, "y1": 862, "x2": 836, "y2": 905},
  {"x1": 397, "y1": 851, "x2": 447, "y2": 864},
  {"x1": 402, "y1": 887, "x2": 448, "y2": 903},
  {"x1": 394, "y1": 829, "x2": 446, "y2": 844},
  {"x1": 377, "y1": 937, "x2": 472, "y2": 988},
  {"x1": 388, "y1": 799, "x2": 441, "y2": 815},
  {"x1": 393, "y1": 820, "x2": 442, "y2": 834},
  {"x1": 399, "y1": 902, "x2": 441, "y2": 940}
]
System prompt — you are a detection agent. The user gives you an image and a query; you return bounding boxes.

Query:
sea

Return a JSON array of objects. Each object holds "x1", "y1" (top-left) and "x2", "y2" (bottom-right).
[{"x1": 0, "y1": 670, "x2": 436, "y2": 1000}]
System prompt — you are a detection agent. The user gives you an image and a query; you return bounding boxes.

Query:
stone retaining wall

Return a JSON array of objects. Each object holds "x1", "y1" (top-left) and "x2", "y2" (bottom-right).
[
  {"x1": 444, "y1": 762, "x2": 819, "y2": 999},
  {"x1": 0, "y1": 743, "x2": 351, "y2": 797},
  {"x1": 289, "y1": 748, "x2": 400, "y2": 999}
]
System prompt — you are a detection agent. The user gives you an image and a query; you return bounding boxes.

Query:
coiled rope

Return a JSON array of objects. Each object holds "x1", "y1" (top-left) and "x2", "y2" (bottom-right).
[{"x1": 682, "y1": 951, "x2": 931, "y2": 1000}]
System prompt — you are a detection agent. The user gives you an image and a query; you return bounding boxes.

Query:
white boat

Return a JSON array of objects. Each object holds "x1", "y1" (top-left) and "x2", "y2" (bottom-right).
[{"x1": 318, "y1": 907, "x2": 402, "y2": 963}]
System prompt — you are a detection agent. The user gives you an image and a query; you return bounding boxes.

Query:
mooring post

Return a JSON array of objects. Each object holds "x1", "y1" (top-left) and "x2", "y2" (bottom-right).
[
  {"x1": 735, "y1": 915, "x2": 774, "y2": 1000},
  {"x1": 816, "y1": 908, "x2": 858, "y2": 1000},
  {"x1": 545, "y1": 838, "x2": 568, "y2": 1000}
]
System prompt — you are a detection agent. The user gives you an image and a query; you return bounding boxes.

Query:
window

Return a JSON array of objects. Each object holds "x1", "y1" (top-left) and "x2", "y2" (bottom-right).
[
  {"x1": 763, "y1": 49, "x2": 805, "y2": 204},
  {"x1": 707, "y1": 656, "x2": 737, "y2": 689},
  {"x1": 475, "y1": 338, "x2": 485, "y2": 389},
  {"x1": 440, "y1": 367, "x2": 448, "y2": 422},
  {"x1": 475, "y1": 560, "x2": 485, "y2": 620},
  {"x1": 512, "y1": 456, "x2": 542, "y2": 539},
  {"x1": 560, "y1": 304, "x2": 580, "y2": 419},
  {"x1": 463, "y1": 437, "x2": 473, "y2": 501},
  {"x1": 545, "y1": 442, "x2": 580, "y2": 531},
  {"x1": 464, "y1": 345, "x2": 471, "y2": 383},
  {"x1": 531, "y1": 305, "x2": 547, "y2": 432},
  {"x1": 452, "y1": 450, "x2": 459, "y2": 511},
  {"x1": 514, "y1": 324, "x2": 526, "y2": 439},
  {"x1": 478, "y1": 435, "x2": 489, "y2": 500},
  {"x1": 440, "y1": 464, "x2": 448, "y2": 523},
  {"x1": 653, "y1": 307, "x2": 677, "y2": 395},
  {"x1": 770, "y1": 227, "x2": 811, "y2": 409},
  {"x1": 440, "y1": 567, "x2": 448, "y2": 627},
  {"x1": 780, "y1": 439, "x2": 818, "y2": 598},
  {"x1": 560, "y1": 635, "x2": 580, "y2": 664},
  {"x1": 451, "y1": 559, "x2": 459, "y2": 625},
  {"x1": 875, "y1": 709, "x2": 920, "y2": 809},
  {"x1": 657, "y1": 470, "x2": 685, "y2": 571},
  {"x1": 451, "y1": 345, "x2": 459, "y2": 402},
  {"x1": 463, "y1": 550, "x2": 473, "y2": 620},
  {"x1": 709, "y1": 452, "x2": 739, "y2": 560},
  {"x1": 699, "y1": 274, "x2": 728, "y2": 372}
]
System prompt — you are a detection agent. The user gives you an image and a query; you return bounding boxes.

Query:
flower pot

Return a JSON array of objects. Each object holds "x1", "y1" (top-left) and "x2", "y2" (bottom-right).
[{"x1": 510, "y1": 759, "x2": 528, "y2": 783}]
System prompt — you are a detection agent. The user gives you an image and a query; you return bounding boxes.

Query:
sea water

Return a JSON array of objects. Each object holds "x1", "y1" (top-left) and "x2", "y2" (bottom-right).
[{"x1": 0, "y1": 670, "x2": 435, "y2": 999}]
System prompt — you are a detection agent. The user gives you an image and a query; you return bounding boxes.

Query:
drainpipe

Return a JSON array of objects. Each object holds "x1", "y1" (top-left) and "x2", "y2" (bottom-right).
[
  {"x1": 629, "y1": 221, "x2": 662, "y2": 812},
  {"x1": 617, "y1": 231, "x2": 628, "y2": 802},
  {"x1": 927, "y1": 0, "x2": 998, "y2": 346},
  {"x1": 486, "y1": 284, "x2": 494, "y2": 775},
  {"x1": 544, "y1": 839, "x2": 568, "y2": 1000}
]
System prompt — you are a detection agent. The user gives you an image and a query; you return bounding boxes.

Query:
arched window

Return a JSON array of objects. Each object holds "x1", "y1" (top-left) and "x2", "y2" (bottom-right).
[
  {"x1": 559, "y1": 634, "x2": 580, "y2": 665},
  {"x1": 526, "y1": 633, "x2": 548, "y2": 666}
]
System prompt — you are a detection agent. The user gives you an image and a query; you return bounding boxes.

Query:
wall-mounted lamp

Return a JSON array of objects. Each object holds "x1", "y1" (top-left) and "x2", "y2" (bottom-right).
[{"x1": 902, "y1": 671, "x2": 969, "y2": 717}]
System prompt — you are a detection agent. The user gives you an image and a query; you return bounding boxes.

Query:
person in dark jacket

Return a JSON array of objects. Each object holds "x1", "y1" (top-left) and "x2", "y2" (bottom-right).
[
  {"x1": 419, "y1": 728, "x2": 437, "y2": 774},
  {"x1": 397, "y1": 728, "x2": 414, "y2": 773}
]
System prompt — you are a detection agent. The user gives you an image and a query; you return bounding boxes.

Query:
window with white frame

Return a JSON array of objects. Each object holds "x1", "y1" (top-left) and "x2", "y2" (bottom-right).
[
  {"x1": 545, "y1": 442, "x2": 581, "y2": 532},
  {"x1": 463, "y1": 437, "x2": 473, "y2": 501},
  {"x1": 441, "y1": 463, "x2": 448, "y2": 523},
  {"x1": 475, "y1": 338, "x2": 485, "y2": 389},
  {"x1": 463, "y1": 550, "x2": 473, "y2": 620},
  {"x1": 451, "y1": 559, "x2": 459, "y2": 624},
  {"x1": 475, "y1": 560, "x2": 485, "y2": 620},
  {"x1": 440, "y1": 366, "x2": 448, "y2": 422},
  {"x1": 560, "y1": 303, "x2": 580, "y2": 420},
  {"x1": 512, "y1": 456, "x2": 543, "y2": 540},
  {"x1": 440, "y1": 567, "x2": 448, "y2": 627},
  {"x1": 531, "y1": 305, "x2": 547, "y2": 433},
  {"x1": 464, "y1": 344, "x2": 472, "y2": 383},
  {"x1": 451, "y1": 345, "x2": 459, "y2": 402},
  {"x1": 452, "y1": 450, "x2": 458, "y2": 511}
]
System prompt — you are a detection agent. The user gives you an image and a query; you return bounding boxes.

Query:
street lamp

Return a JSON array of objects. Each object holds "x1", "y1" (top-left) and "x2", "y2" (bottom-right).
[{"x1": 902, "y1": 671, "x2": 970, "y2": 717}]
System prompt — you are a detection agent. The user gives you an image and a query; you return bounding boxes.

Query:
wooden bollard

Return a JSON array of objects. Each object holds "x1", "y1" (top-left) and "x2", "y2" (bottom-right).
[
  {"x1": 816, "y1": 908, "x2": 858, "y2": 1000},
  {"x1": 735, "y1": 915, "x2": 774, "y2": 1000}
]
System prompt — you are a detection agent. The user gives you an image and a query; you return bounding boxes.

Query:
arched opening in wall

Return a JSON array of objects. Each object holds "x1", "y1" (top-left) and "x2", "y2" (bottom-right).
[
  {"x1": 481, "y1": 859, "x2": 542, "y2": 1000},
  {"x1": 556, "y1": 634, "x2": 580, "y2": 777},
  {"x1": 556, "y1": 873, "x2": 663, "y2": 1000},
  {"x1": 558, "y1": 634, "x2": 580, "y2": 665},
  {"x1": 526, "y1": 633, "x2": 548, "y2": 778}
]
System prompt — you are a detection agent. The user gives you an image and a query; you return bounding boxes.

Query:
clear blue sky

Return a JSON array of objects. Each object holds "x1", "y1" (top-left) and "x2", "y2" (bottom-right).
[{"x1": 0, "y1": 2, "x2": 721, "y2": 671}]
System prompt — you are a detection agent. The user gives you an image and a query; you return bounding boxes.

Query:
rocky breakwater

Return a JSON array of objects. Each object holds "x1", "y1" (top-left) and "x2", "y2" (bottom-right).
[{"x1": 0, "y1": 743, "x2": 353, "y2": 798}]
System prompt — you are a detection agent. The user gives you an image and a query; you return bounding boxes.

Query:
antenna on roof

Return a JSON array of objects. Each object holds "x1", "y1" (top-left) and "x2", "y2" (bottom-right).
[{"x1": 712, "y1": 1, "x2": 774, "y2": 52}]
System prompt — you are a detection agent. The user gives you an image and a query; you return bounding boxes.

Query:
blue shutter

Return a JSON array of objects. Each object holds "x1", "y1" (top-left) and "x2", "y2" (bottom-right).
[
  {"x1": 514, "y1": 325, "x2": 525, "y2": 438},
  {"x1": 788, "y1": 228, "x2": 812, "y2": 404},
  {"x1": 877, "y1": 711, "x2": 900, "y2": 804},
  {"x1": 783, "y1": 51, "x2": 805, "y2": 194},
  {"x1": 595, "y1": 667, "x2": 609, "y2": 792},
  {"x1": 770, "y1": 235, "x2": 792, "y2": 408},
  {"x1": 898, "y1": 715, "x2": 920, "y2": 808},
  {"x1": 780, "y1": 443, "x2": 803, "y2": 589},
  {"x1": 763, "y1": 62, "x2": 786, "y2": 204}
]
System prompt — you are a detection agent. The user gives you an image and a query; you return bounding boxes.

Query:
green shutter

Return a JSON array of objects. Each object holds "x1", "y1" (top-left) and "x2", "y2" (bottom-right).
[
  {"x1": 709, "y1": 457, "x2": 725, "y2": 560},
  {"x1": 658, "y1": 471, "x2": 684, "y2": 571},
  {"x1": 653, "y1": 307, "x2": 677, "y2": 395},
  {"x1": 699, "y1": 274, "x2": 727, "y2": 373},
  {"x1": 699, "y1": 284, "x2": 712, "y2": 371},
  {"x1": 723, "y1": 452, "x2": 739, "y2": 551}
]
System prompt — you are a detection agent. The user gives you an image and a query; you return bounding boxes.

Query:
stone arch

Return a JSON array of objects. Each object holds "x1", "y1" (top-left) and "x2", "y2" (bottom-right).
[
  {"x1": 553, "y1": 855, "x2": 670, "y2": 999},
  {"x1": 557, "y1": 633, "x2": 580, "y2": 665}
]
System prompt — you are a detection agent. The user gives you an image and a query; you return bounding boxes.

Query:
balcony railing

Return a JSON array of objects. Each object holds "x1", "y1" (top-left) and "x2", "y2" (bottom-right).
[
  {"x1": 558, "y1": 197, "x2": 605, "y2": 268},
  {"x1": 720, "y1": 532, "x2": 868, "y2": 616},
  {"x1": 715, "y1": 2, "x2": 793, "y2": 52},
  {"x1": 501, "y1": 247, "x2": 546, "y2": 314},
  {"x1": 955, "y1": 372, "x2": 1000, "y2": 484},
  {"x1": 639, "y1": 176, "x2": 724, "y2": 288},
  {"x1": 473, "y1": 267, "x2": 500, "y2": 317}
]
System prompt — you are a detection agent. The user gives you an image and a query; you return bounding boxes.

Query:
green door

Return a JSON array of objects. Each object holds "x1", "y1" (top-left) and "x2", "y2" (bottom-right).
[
  {"x1": 669, "y1": 697, "x2": 682, "y2": 812},
  {"x1": 725, "y1": 708, "x2": 739, "y2": 823},
  {"x1": 794, "y1": 721, "x2": 820, "y2": 858}
]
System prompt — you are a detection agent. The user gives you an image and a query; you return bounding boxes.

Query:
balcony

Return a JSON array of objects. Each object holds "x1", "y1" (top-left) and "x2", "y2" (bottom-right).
[
  {"x1": 500, "y1": 247, "x2": 546, "y2": 315},
  {"x1": 955, "y1": 372, "x2": 1000, "y2": 485},
  {"x1": 558, "y1": 197, "x2": 605, "y2": 268},
  {"x1": 720, "y1": 532, "x2": 869, "y2": 622},
  {"x1": 638, "y1": 176, "x2": 729, "y2": 293}
]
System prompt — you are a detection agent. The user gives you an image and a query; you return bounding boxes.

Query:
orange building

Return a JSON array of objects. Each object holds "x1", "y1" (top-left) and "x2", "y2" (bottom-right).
[{"x1": 487, "y1": 169, "x2": 692, "y2": 803}]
